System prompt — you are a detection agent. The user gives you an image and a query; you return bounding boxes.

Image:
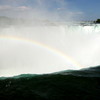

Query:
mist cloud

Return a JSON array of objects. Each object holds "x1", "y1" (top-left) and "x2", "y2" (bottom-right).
[{"x1": 0, "y1": 0, "x2": 87, "y2": 77}]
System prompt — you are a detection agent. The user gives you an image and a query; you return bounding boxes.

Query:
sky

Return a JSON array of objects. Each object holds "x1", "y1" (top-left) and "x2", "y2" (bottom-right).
[
  {"x1": 0, "y1": 0, "x2": 100, "y2": 21},
  {"x1": 67, "y1": 0, "x2": 100, "y2": 20}
]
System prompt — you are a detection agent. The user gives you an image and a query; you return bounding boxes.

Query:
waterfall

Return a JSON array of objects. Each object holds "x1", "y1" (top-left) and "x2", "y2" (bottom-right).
[{"x1": 0, "y1": 23, "x2": 100, "y2": 76}]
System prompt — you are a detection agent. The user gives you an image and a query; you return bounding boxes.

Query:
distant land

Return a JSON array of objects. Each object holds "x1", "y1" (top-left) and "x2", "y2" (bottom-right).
[{"x1": 0, "y1": 16, "x2": 100, "y2": 27}]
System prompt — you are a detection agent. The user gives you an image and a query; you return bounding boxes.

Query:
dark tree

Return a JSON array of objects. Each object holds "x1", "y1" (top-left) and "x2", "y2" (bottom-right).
[{"x1": 96, "y1": 19, "x2": 100, "y2": 23}]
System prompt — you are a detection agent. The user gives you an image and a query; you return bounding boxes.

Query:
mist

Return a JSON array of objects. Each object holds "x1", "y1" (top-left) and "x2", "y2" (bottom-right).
[{"x1": 0, "y1": 0, "x2": 100, "y2": 76}]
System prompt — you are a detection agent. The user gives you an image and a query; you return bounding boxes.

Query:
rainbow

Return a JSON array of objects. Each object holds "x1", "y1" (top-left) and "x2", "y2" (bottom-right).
[{"x1": 0, "y1": 35, "x2": 83, "y2": 69}]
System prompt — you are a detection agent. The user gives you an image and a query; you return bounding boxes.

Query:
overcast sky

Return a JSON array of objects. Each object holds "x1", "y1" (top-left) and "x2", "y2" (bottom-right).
[{"x1": 0, "y1": 0, "x2": 99, "y2": 21}]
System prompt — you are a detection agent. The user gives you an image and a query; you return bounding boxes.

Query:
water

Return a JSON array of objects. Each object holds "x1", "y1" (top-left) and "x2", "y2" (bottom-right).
[
  {"x1": 0, "y1": 20, "x2": 100, "y2": 76},
  {"x1": 0, "y1": 66, "x2": 100, "y2": 100}
]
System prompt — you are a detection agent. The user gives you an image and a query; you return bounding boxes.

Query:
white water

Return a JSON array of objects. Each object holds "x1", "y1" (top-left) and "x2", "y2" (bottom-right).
[{"x1": 0, "y1": 23, "x2": 100, "y2": 76}]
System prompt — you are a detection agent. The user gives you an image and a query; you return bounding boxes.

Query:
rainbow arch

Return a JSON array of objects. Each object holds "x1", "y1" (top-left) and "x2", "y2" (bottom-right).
[{"x1": 0, "y1": 35, "x2": 83, "y2": 69}]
